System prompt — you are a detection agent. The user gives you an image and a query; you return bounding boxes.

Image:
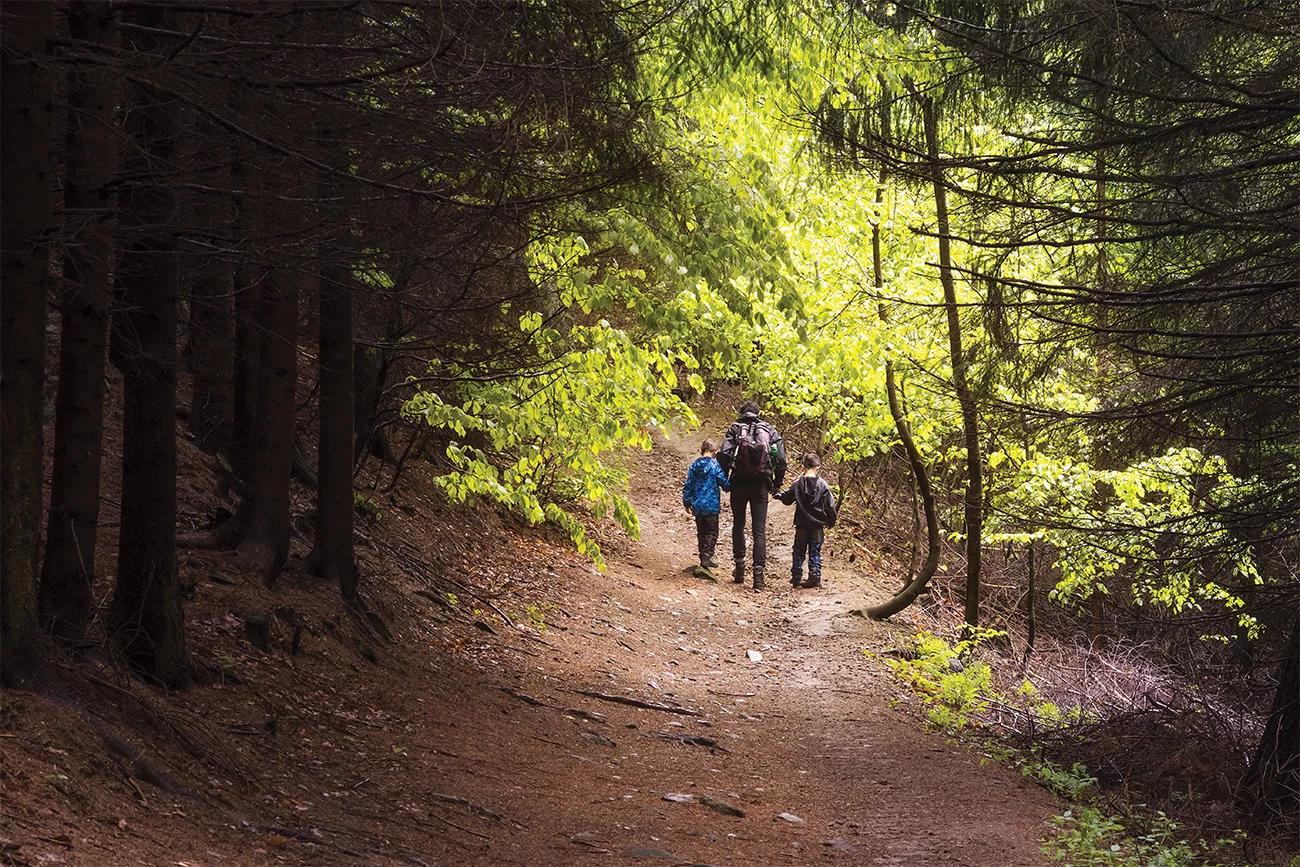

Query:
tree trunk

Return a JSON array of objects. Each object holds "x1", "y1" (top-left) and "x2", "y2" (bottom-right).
[
  {"x1": 311, "y1": 147, "x2": 358, "y2": 598},
  {"x1": 41, "y1": 0, "x2": 120, "y2": 647},
  {"x1": 234, "y1": 264, "x2": 298, "y2": 582},
  {"x1": 865, "y1": 361, "x2": 942, "y2": 620},
  {"x1": 921, "y1": 94, "x2": 984, "y2": 630},
  {"x1": 314, "y1": 264, "x2": 357, "y2": 597},
  {"x1": 0, "y1": 0, "x2": 56, "y2": 687},
  {"x1": 230, "y1": 123, "x2": 259, "y2": 483},
  {"x1": 1088, "y1": 64, "x2": 1111, "y2": 648},
  {"x1": 186, "y1": 117, "x2": 234, "y2": 455},
  {"x1": 1246, "y1": 609, "x2": 1300, "y2": 817},
  {"x1": 232, "y1": 268, "x2": 262, "y2": 480},
  {"x1": 109, "y1": 4, "x2": 188, "y2": 687},
  {"x1": 1026, "y1": 541, "x2": 1038, "y2": 651},
  {"x1": 353, "y1": 342, "x2": 393, "y2": 465},
  {"x1": 353, "y1": 261, "x2": 412, "y2": 469}
]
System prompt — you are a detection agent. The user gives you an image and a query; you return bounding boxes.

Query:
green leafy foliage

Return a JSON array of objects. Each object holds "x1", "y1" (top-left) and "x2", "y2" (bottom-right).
[
  {"x1": 1043, "y1": 807, "x2": 1242, "y2": 867},
  {"x1": 883, "y1": 629, "x2": 1244, "y2": 864},
  {"x1": 405, "y1": 8, "x2": 1295, "y2": 640},
  {"x1": 990, "y1": 447, "x2": 1262, "y2": 637},
  {"x1": 405, "y1": 313, "x2": 692, "y2": 567},
  {"x1": 882, "y1": 629, "x2": 1002, "y2": 732}
]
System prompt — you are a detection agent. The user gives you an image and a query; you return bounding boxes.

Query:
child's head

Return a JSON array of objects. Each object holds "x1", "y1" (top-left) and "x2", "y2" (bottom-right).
[
  {"x1": 802, "y1": 452, "x2": 822, "y2": 472},
  {"x1": 701, "y1": 438, "x2": 719, "y2": 456}
]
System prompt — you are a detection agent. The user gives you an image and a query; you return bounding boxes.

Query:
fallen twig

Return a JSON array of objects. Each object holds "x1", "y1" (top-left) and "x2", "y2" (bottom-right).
[
  {"x1": 651, "y1": 731, "x2": 729, "y2": 753},
  {"x1": 570, "y1": 689, "x2": 702, "y2": 717},
  {"x1": 428, "y1": 792, "x2": 505, "y2": 822}
]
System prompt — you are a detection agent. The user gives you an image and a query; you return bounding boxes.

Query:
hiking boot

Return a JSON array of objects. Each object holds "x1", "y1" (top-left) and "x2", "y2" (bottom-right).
[
  {"x1": 732, "y1": 563, "x2": 745, "y2": 584},
  {"x1": 802, "y1": 577, "x2": 822, "y2": 589},
  {"x1": 790, "y1": 574, "x2": 802, "y2": 587},
  {"x1": 753, "y1": 575, "x2": 765, "y2": 592},
  {"x1": 704, "y1": 556, "x2": 719, "y2": 569}
]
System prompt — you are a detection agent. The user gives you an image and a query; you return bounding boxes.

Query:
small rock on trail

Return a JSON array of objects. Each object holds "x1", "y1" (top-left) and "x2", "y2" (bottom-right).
[
  {"x1": 625, "y1": 846, "x2": 677, "y2": 860},
  {"x1": 696, "y1": 795, "x2": 746, "y2": 817}
]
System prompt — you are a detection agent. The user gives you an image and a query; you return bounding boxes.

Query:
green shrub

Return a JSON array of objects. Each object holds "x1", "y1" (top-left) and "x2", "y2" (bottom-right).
[
  {"x1": 1043, "y1": 807, "x2": 1240, "y2": 866},
  {"x1": 883, "y1": 629, "x2": 1002, "y2": 732}
]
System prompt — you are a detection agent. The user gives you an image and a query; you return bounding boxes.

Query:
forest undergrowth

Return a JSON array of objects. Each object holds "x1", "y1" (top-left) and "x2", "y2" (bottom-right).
[{"x1": 765, "y1": 407, "x2": 1293, "y2": 864}]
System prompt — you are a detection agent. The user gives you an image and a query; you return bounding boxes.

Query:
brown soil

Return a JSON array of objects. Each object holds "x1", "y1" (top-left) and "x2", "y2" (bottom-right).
[{"x1": 2, "y1": 409, "x2": 1060, "y2": 865}]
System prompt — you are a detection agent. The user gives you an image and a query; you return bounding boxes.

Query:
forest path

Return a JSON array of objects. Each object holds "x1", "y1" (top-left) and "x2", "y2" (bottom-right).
[
  {"x1": 447, "y1": 420, "x2": 1061, "y2": 865},
  {"x1": 0, "y1": 413, "x2": 1062, "y2": 867}
]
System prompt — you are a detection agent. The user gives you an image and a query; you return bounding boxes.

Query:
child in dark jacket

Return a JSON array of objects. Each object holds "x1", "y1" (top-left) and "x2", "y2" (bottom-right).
[
  {"x1": 774, "y1": 453, "x2": 838, "y2": 588},
  {"x1": 682, "y1": 439, "x2": 731, "y2": 569}
]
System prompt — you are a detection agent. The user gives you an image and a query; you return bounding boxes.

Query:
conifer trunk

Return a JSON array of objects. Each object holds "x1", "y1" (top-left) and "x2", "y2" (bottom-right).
[
  {"x1": 232, "y1": 268, "x2": 262, "y2": 481},
  {"x1": 41, "y1": 0, "x2": 120, "y2": 646},
  {"x1": 921, "y1": 95, "x2": 984, "y2": 629},
  {"x1": 187, "y1": 118, "x2": 234, "y2": 455},
  {"x1": 1, "y1": 0, "x2": 56, "y2": 686},
  {"x1": 311, "y1": 139, "x2": 358, "y2": 598},
  {"x1": 1247, "y1": 610, "x2": 1300, "y2": 814},
  {"x1": 109, "y1": 4, "x2": 188, "y2": 686},
  {"x1": 234, "y1": 262, "x2": 298, "y2": 581},
  {"x1": 230, "y1": 125, "x2": 260, "y2": 483}
]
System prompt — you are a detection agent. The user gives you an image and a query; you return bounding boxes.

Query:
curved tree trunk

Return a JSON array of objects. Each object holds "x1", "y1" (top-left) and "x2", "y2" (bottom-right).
[
  {"x1": 109, "y1": 3, "x2": 189, "y2": 687},
  {"x1": 866, "y1": 361, "x2": 942, "y2": 620},
  {"x1": 41, "y1": 0, "x2": 120, "y2": 647},
  {"x1": 921, "y1": 94, "x2": 983, "y2": 630},
  {"x1": 0, "y1": 0, "x2": 56, "y2": 687},
  {"x1": 863, "y1": 81, "x2": 941, "y2": 621}
]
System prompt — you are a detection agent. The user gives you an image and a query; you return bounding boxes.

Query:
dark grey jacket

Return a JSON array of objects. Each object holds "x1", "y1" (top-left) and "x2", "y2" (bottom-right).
[{"x1": 775, "y1": 475, "x2": 838, "y2": 531}]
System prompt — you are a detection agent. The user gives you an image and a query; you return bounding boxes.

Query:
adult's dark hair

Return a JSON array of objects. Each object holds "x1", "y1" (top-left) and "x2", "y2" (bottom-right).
[
  {"x1": 701, "y1": 438, "x2": 719, "y2": 454},
  {"x1": 802, "y1": 452, "x2": 821, "y2": 469},
  {"x1": 739, "y1": 400, "x2": 760, "y2": 416}
]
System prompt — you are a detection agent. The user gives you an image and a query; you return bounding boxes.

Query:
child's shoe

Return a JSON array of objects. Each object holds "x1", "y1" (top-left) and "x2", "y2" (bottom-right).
[
  {"x1": 801, "y1": 576, "x2": 822, "y2": 589},
  {"x1": 790, "y1": 573, "x2": 802, "y2": 587},
  {"x1": 753, "y1": 573, "x2": 765, "y2": 592},
  {"x1": 732, "y1": 563, "x2": 745, "y2": 584}
]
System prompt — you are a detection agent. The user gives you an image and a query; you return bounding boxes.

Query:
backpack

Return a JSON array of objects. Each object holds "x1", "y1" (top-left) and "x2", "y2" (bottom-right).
[{"x1": 734, "y1": 421, "x2": 773, "y2": 480}]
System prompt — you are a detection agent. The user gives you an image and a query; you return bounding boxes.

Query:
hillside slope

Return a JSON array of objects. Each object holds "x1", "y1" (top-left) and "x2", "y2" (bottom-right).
[{"x1": 2, "y1": 416, "x2": 1059, "y2": 865}]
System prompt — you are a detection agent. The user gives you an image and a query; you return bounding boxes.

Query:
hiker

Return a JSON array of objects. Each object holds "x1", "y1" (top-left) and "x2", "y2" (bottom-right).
[
  {"x1": 774, "y1": 452, "x2": 838, "y2": 588},
  {"x1": 717, "y1": 400, "x2": 787, "y2": 591},
  {"x1": 682, "y1": 438, "x2": 730, "y2": 569}
]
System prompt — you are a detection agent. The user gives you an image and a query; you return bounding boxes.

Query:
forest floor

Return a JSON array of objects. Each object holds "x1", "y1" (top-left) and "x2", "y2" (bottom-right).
[{"x1": 2, "y1": 404, "x2": 1061, "y2": 866}]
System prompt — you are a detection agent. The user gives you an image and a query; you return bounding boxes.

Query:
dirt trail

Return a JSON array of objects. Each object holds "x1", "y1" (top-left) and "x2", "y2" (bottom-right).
[
  {"x1": 3, "y1": 420, "x2": 1060, "y2": 866},
  {"x1": 439, "y1": 422, "x2": 1061, "y2": 865}
]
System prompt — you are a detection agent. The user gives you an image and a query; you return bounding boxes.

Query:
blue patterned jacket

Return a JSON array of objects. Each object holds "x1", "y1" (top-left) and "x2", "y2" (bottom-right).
[{"x1": 682, "y1": 456, "x2": 730, "y2": 516}]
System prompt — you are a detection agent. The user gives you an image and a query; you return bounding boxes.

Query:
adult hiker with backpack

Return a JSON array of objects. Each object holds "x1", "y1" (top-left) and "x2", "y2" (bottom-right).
[{"x1": 717, "y1": 400, "x2": 787, "y2": 591}]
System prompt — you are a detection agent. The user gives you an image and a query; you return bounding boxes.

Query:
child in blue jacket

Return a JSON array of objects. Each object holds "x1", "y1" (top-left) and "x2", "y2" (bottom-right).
[{"x1": 682, "y1": 439, "x2": 730, "y2": 569}]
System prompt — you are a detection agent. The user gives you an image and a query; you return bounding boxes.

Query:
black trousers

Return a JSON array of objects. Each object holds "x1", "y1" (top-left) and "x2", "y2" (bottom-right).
[
  {"x1": 694, "y1": 512, "x2": 719, "y2": 564},
  {"x1": 730, "y1": 480, "x2": 769, "y2": 578}
]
